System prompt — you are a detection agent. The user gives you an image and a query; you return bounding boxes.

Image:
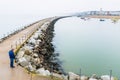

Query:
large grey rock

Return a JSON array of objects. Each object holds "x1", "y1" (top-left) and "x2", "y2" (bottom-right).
[
  {"x1": 28, "y1": 37, "x2": 36, "y2": 44},
  {"x1": 42, "y1": 25, "x2": 48, "y2": 31},
  {"x1": 24, "y1": 45, "x2": 34, "y2": 50},
  {"x1": 32, "y1": 53, "x2": 38, "y2": 58},
  {"x1": 41, "y1": 24, "x2": 48, "y2": 31},
  {"x1": 34, "y1": 45, "x2": 39, "y2": 48},
  {"x1": 36, "y1": 29, "x2": 42, "y2": 33},
  {"x1": 81, "y1": 76, "x2": 88, "y2": 80},
  {"x1": 24, "y1": 50, "x2": 32, "y2": 55},
  {"x1": 18, "y1": 57, "x2": 29, "y2": 67},
  {"x1": 91, "y1": 74, "x2": 97, "y2": 79},
  {"x1": 52, "y1": 73, "x2": 64, "y2": 79},
  {"x1": 24, "y1": 55, "x2": 31, "y2": 61},
  {"x1": 68, "y1": 72, "x2": 80, "y2": 80},
  {"x1": 31, "y1": 57, "x2": 41, "y2": 65},
  {"x1": 33, "y1": 33, "x2": 39, "y2": 39},
  {"x1": 25, "y1": 63, "x2": 36, "y2": 72},
  {"x1": 44, "y1": 22, "x2": 50, "y2": 25},
  {"x1": 36, "y1": 68, "x2": 51, "y2": 76},
  {"x1": 62, "y1": 75, "x2": 68, "y2": 80},
  {"x1": 101, "y1": 75, "x2": 114, "y2": 80},
  {"x1": 89, "y1": 78, "x2": 97, "y2": 80},
  {"x1": 35, "y1": 40, "x2": 41, "y2": 45},
  {"x1": 39, "y1": 33, "x2": 44, "y2": 38},
  {"x1": 41, "y1": 49, "x2": 47, "y2": 54},
  {"x1": 17, "y1": 51, "x2": 24, "y2": 58}
]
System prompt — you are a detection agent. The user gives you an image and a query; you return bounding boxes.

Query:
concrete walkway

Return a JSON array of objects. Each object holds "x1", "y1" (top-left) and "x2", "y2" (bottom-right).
[{"x1": 0, "y1": 18, "x2": 52, "y2": 80}]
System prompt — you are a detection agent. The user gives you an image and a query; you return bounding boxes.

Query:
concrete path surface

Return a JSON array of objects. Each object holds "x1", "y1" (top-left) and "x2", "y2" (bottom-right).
[{"x1": 0, "y1": 18, "x2": 52, "y2": 80}]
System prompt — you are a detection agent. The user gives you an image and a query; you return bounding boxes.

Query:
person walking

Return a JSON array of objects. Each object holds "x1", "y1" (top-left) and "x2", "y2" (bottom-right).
[{"x1": 8, "y1": 49, "x2": 15, "y2": 68}]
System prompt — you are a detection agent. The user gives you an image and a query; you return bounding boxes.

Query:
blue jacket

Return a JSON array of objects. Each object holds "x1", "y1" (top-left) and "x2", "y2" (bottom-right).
[{"x1": 9, "y1": 50, "x2": 15, "y2": 59}]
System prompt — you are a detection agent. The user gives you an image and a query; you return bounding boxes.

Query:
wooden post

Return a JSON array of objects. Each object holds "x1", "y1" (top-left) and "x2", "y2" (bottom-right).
[
  {"x1": 51, "y1": 65, "x2": 53, "y2": 79},
  {"x1": 79, "y1": 68, "x2": 81, "y2": 80},
  {"x1": 19, "y1": 38, "x2": 21, "y2": 45},
  {"x1": 22, "y1": 36, "x2": 24, "y2": 42},
  {"x1": 11, "y1": 45, "x2": 13, "y2": 49},
  {"x1": 24, "y1": 34, "x2": 26, "y2": 39},
  {"x1": 110, "y1": 70, "x2": 112, "y2": 80}
]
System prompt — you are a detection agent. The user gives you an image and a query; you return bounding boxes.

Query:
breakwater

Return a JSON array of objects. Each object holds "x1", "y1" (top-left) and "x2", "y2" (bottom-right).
[
  {"x1": 15, "y1": 17, "x2": 116, "y2": 80},
  {"x1": 16, "y1": 17, "x2": 65, "y2": 78}
]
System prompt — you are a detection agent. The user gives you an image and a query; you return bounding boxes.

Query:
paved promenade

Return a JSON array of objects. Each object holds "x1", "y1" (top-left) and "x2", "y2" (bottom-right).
[{"x1": 0, "y1": 18, "x2": 52, "y2": 80}]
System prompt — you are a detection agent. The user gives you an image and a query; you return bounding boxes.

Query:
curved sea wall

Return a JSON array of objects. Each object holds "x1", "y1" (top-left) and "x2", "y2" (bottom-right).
[
  {"x1": 15, "y1": 17, "x2": 115, "y2": 80},
  {"x1": 16, "y1": 17, "x2": 65, "y2": 78}
]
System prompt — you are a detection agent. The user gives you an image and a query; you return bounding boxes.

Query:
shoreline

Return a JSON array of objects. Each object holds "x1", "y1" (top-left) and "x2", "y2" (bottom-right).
[{"x1": 86, "y1": 15, "x2": 120, "y2": 19}]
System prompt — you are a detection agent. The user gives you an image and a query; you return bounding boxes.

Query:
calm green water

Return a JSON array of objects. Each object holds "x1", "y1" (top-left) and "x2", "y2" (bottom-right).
[{"x1": 53, "y1": 17, "x2": 120, "y2": 77}]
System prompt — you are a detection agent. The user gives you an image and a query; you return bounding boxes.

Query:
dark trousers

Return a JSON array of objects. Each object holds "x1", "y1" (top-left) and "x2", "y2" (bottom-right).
[{"x1": 10, "y1": 58, "x2": 14, "y2": 67}]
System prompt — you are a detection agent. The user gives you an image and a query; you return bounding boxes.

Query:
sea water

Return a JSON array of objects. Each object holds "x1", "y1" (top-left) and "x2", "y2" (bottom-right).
[{"x1": 53, "y1": 17, "x2": 120, "y2": 77}]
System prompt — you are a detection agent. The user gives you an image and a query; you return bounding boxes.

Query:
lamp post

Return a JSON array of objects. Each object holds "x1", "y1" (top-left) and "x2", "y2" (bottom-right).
[
  {"x1": 19, "y1": 38, "x2": 21, "y2": 45},
  {"x1": 3, "y1": 34, "x2": 5, "y2": 38},
  {"x1": 15, "y1": 41, "x2": 18, "y2": 49},
  {"x1": 11, "y1": 45, "x2": 13, "y2": 49}
]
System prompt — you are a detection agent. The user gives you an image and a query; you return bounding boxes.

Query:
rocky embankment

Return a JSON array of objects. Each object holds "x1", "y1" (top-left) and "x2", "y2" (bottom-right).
[
  {"x1": 16, "y1": 17, "x2": 64, "y2": 77},
  {"x1": 67, "y1": 72, "x2": 115, "y2": 80},
  {"x1": 15, "y1": 17, "x2": 115, "y2": 80}
]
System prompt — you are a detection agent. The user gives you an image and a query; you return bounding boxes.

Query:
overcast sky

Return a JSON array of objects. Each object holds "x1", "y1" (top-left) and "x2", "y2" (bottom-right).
[{"x1": 0, "y1": 0, "x2": 120, "y2": 15}]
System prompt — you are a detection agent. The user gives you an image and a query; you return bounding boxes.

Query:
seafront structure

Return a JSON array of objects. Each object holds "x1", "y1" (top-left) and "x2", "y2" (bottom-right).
[
  {"x1": 76, "y1": 10, "x2": 120, "y2": 23},
  {"x1": 0, "y1": 17, "x2": 64, "y2": 80},
  {"x1": 78, "y1": 10, "x2": 120, "y2": 17},
  {"x1": 0, "y1": 15, "x2": 117, "y2": 80}
]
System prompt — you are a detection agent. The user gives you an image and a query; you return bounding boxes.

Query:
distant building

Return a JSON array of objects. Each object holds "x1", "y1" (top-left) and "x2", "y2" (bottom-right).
[
  {"x1": 110, "y1": 11, "x2": 120, "y2": 16},
  {"x1": 77, "y1": 10, "x2": 120, "y2": 17}
]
